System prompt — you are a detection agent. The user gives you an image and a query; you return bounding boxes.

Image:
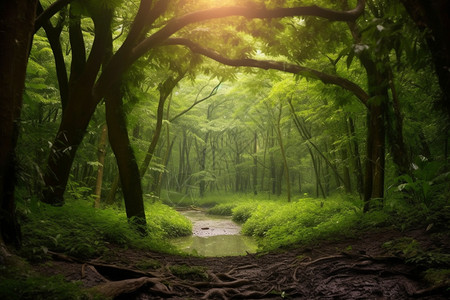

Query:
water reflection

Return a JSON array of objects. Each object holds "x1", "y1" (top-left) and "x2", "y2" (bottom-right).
[
  {"x1": 171, "y1": 235, "x2": 258, "y2": 257},
  {"x1": 171, "y1": 210, "x2": 258, "y2": 257}
]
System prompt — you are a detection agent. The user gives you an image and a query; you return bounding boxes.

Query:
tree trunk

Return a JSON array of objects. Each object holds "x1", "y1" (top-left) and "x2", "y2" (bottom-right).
[
  {"x1": 37, "y1": 3, "x2": 69, "y2": 110},
  {"x1": 42, "y1": 9, "x2": 112, "y2": 205},
  {"x1": 0, "y1": 0, "x2": 38, "y2": 247},
  {"x1": 341, "y1": 148, "x2": 352, "y2": 193},
  {"x1": 357, "y1": 51, "x2": 389, "y2": 211},
  {"x1": 309, "y1": 146, "x2": 326, "y2": 199},
  {"x1": 347, "y1": 117, "x2": 364, "y2": 196},
  {"x1": 386, "y1": 67, "x2": 409, "y2": 175},
  {"x1": 275, "y1": 105, "x2": 291, "y2": 201},
  {"x1": 252, "y1": 131, "x2": 258, "y2": 195},
  {"x1": 140, "y1": 76, "x2": 181, "y2": 178},
  {"x1": 94, "y1": 123, "x2": 108, "y2": 208},
  {"x1": 401, "y1": 0, "x2": 450, "y2": 120},
  {"x1": 105, "y1": 84, "x2": 146, "y2": 228},
  {"x1": 363, "y1": 102, "x2": 386, "y2": 212}
]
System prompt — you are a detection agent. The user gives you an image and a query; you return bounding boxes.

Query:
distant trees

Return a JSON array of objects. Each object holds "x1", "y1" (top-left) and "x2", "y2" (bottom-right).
[{"x1": 35, "y1": 0, "x2": 365, "y2": 223}]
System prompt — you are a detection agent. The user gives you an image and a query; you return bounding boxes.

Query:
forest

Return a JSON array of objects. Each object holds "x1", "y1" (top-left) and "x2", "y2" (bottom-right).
[{"x1": 1, "y1": 0, "x2": 449, "y2": 299}]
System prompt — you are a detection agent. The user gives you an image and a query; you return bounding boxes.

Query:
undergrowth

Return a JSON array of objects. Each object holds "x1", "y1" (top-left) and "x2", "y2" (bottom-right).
[
  {"x1": 205, "y1": 192, "x2": 449, "y2": 251},
  {"x1": 240, "y1": 196, "x2": 366, "y2": 250},
  {"x1": 0, "y1": 272, "x2": 102, "y2": 300},
  {"x1": 17, "y1": 197, "x2": 191, "y2": 261}
]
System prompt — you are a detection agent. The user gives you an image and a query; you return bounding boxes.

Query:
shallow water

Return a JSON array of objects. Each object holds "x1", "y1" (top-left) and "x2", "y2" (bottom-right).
[{"x1": 170, "y1": 210, "x2": 258, "y2": 257}]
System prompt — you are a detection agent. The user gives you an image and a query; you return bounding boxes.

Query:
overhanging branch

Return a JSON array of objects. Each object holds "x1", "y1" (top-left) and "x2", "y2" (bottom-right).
[
  {"x1": 165, "y1": 38, "x2": 369, "y2": 107},
  {"x1": 35, "y1": 0, "x2": 72, "y2": 31},
  {"x1": 131, "y1": 0, "x2": 365, "y2": 61}
]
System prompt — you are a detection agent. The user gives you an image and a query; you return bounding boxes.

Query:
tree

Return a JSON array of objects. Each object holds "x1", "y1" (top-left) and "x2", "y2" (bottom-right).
[
  {"x1": 400, "y1": 0, "x2": 450, "y2": 119},
  {"x1": 40, "y1": 0, "x2": 365, "y2": 219},
  {"x1": 0, "y1": 0, "x2": 39, "y2": 248}
]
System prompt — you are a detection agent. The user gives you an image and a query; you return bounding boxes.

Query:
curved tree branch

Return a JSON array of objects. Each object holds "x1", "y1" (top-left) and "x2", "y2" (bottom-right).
[
  {"x1": 164, "y1": 38, "x2": 370, "y2": 107},
  {"x1": 95, "y1": 0, "x2": 365, "y2": 105},
  {"x1": 35, "y1": 0, "x2": 72, "y2": 31},
  {"x1": 132, "y1": 0, "x2": 365, "y2": 60}
]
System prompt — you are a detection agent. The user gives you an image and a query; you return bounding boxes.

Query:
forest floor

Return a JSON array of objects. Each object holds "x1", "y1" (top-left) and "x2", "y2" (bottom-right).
[{"x1": 34, "y1": 227, "x2": 449, "y2": 299}]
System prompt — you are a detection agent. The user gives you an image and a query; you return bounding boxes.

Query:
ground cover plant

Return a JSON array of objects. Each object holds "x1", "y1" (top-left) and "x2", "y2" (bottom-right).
[{"x1": 17, "y1": 197, "x2": 192, "y2": 262}]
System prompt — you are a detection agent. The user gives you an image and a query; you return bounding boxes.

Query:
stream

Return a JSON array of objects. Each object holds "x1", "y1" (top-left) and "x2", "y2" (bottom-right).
[{"x1": 170, "y1": 210, "x2": 258, "y2": 257}]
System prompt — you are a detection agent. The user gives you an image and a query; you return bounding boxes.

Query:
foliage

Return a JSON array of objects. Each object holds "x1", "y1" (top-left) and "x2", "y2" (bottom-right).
[
  {"x1": 231, "y1": 203, "x2": 258, "y2": 223},
  {"x1": 17, "y1": 198, "x2": 191, "y2": 261},
  {"x1": 147, "y1": 201, "x2": 192, "y2": 238},
  {"x1": 0, "y1": 275, "x2": 102, "y2": 300},
  {"x1": 423, "y1": 269, "x2": 450, "y2": 288},
  {"x1": 207, "y1": 203, "x2": 236, "y2": 216},
  {"x1": 240, "y1": 195, "x2": 389, "y2": 250},
  {"x1": 135, "y1": 258, "x2": 162, "y2": 270},
  {"x1": 395, "y1": 158, "x2": 449, "y2": 207},
  {"x1": 169, "y1": 264, "x2": 208, "y2": 281},
  {"x1": 383, "y1": 237, "x2": 450, "y2": 268}
]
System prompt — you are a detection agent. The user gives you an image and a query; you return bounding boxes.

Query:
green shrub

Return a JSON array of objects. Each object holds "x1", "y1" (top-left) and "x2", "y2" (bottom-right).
[
  {"x1": 232, "y1": 202, "x2": 258, "y2": 223},
  {"x1": 207, "y1": 203, "x2": 236, "y2": 216},
  {"x1": 241, "y1": 196, "x2": 364, "y2": 250},
  {"x1": 146, "y1": 202, "x2": 192, "y2": 238},
  {"x1": 17, "y1": 198, "x2": 192, "y2": 260}
]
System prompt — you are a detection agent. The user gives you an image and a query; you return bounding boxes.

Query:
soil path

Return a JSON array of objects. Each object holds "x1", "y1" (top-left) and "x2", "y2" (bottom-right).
[{"x1": 36, "y1": 228, "x2": 448, "y2": 299}]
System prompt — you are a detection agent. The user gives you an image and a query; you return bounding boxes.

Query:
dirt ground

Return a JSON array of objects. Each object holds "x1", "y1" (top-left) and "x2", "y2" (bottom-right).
[{"x1": 35, "y1": 228, "x2": 449, "y2": 299}]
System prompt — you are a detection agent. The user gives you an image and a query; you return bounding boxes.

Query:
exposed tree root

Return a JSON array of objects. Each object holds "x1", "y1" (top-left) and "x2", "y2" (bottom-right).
[
  {"x1": 91, "y1": 276, "x2": 173, "y2": 298},
  {"x1": 37, "y1": 230, "x2": 449, "y2": 300},
  {"x1": 194, "y1": 278, "x2": 252, "y2": 288}
]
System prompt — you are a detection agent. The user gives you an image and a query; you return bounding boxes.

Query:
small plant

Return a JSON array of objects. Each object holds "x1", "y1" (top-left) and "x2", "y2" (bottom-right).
[
  {"x1": 169, "y1": 264, "x2": 208, "y2": 281},
  {"x1": 136, "y1": 259, "x2": 161, "y2": 270},
  {"x1": 423, "y1": 269, "x2": 450, "y2": 287},
  {"x1": 383, "y1": 237, "x2": 450, "y2": 268}
]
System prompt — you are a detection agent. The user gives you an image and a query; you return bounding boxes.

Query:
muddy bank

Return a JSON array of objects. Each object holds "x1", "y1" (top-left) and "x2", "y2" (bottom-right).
[{"x1": 36, "y1": 228, "x2": 449, "y2": 299}]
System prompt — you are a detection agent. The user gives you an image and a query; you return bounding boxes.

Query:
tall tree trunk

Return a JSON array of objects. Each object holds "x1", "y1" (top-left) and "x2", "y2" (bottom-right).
[
  {"x1": 177, "y1": 130, "x2": 187, "y2": 192},
  {"x1": 275, "y1": 105, "x2": 291, "y2": 201},
  {"x1": 0, "y1": 0, "x2": 38, "y2": 247},
  {"x1": 363, "y1": 102, "x2": 386, "y2": 211},
  {"x1": 37, "y1": 3, "x2": 69, "y2": 110},
  {"x1": 42, "y1": 9, "x2": 112, "y2": 205},
  {"x1": 308, "y1": 146, "x2": 326, "y2": 199},
  {"x1": 94, "y1": 123, "x2": 108, "y2": 208},
  {"x1": 105, "y1": 84, "x2": 146, "y2": 228},
  {"x1": 199, "y1": 130, "x2": 209, "y2": 197},
  {"x1": 387, "y1": 68, "x2": 410, "y2": 175},
  {"x1": 401, "y1": 0, "x2": 450, "y2": 120},
  {"x1": 140, "y1": 76, "x2": 182, "y2": 178},
  {"x1": 252, "y1": 131, "x2": 258, "y2": 195},
  {"x1": 42, "y1": 81, "x2": 97, "y2": 205},
  {"x1": 341, "y1": 148, "x2": 352, "y2": 193},
  {"x1": 348, "y1": 116, "x2": 364, "y2": 196}
]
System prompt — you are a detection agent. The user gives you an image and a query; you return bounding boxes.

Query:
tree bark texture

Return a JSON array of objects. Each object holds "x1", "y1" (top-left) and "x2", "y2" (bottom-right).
[
  {"x1": 105, "y1": 84, "x2": 146, "y2": 227},
  {"x1": 0, "y1": 0, "x2": 38, "y2": 247},
  {"x1": 42, "y1": 9, "x2": 112, "y2": 205}
]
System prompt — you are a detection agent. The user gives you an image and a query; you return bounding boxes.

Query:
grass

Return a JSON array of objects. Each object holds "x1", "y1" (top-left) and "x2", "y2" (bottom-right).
[
  {"x1": 0, "y1": 274, "x2": 103, "y2": 300},
  {"x1": 17, "y1": 197, "x2": 192, "y2": 261},
  {"x1": 204, "y1": 192, "x2": 449, "y2": 251}
]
